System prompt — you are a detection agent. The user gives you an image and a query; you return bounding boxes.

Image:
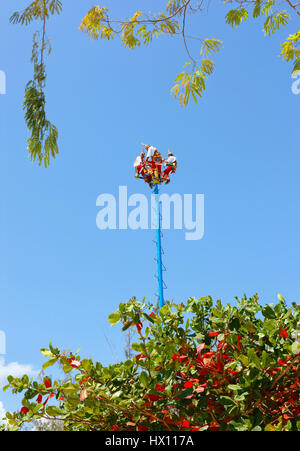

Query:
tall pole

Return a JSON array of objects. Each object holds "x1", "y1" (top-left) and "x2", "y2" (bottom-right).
[{"x1": 153, "y1": 184, "x2": 165, "y2": 309}]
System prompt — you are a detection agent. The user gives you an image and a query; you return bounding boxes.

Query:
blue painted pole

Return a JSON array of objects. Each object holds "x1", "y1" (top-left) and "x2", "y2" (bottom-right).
[{"x1": 153, "y1": 184, "x2": 165, "y2": 309}]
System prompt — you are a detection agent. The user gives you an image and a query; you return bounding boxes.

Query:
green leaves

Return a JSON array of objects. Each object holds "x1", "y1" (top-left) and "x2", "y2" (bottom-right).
[
  {"x1": 62, "y1": 381, "x2": 79, "y2": 395},
  {"x1": 3, "y1": 296, "x2": 300, "y2": 431},
  {"x1": 171, "y1": 38, "x2": 222, "y2": 106},
  {"x1": 247, "y1": 348, "x2": 262, "y2": 369},
  {"x1": 262, "y1": 305, "x2": 277, "y2": 319},
  {"x1": 200, "y1": 39, "x2": 223, "y2": 58},
  {"x1": 9, "y1": 0, "x2": 300, "y2": 160},
  {"x1": 280, "y1": 31, "x2": 300, "y2": 62},
  {"x1": 40, "y1": 348, "x2": 54, "y2": 357},
  {"x1": 10, "y1": 0, "x2": 63, "y2": 26},
  {"x1": 108, "y1": 311, "x2": 121, "y2": 326},
  {"x1": 263, "y1": 10, "x2": 290, "y2": 37},
  {"x1": 139, "y1": 371, "x2": 151, "y2": 388},
  {"x1": 24, "y1": 82, "x2": 59, "y2": 168},
  {"x1": 225, "y1": 8, "x2": 249, "y2": 27},
  {"x1": 79, "y1": 6, "x2": 179, "y2": 48},
  {"x1": 79, "y1": 6, "x2": 111, "y2": 40},
  {"x1": 253, "y1": 0, "x2": 264, "y2": 18},
  {"x1": 11, "y1": 2, "x2": 61, "y2": 167},
  {"x1": 293, "y1": 58, "x2": 300, "y2": 74},
  {"x1": 42, "y1": 357, "x2": 58, "y2": 371},
  {"x1": 220, "y1": 396, "x2": 239, "y2": 416},
  {"x1": 171, "y1": 62, "x2": 209, "y2": 106},
  {"x1": 280, "y1": 30, "x2": 300, "y2": 76}
]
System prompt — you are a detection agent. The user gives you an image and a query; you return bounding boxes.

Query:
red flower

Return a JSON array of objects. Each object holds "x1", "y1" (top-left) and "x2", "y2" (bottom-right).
[
  {"x1": 197, "y1": 343, "x2": 205, "y2": 353},
  {"x1": 279, "y1": 329, "x2": 289, "y2": 338},
  {"x1": 36, "y1": 394, "x2": 42, "y2": 404},
  {"x1": 136, "y1": 354, "x2": 147, "y2": 361},
  {"x1": 184, "y1": 381, "x2": 194, "y2": 388},
  {"x1": 43, "y1": 393, "x2": 55, "y2": 406},
  {"x1": 80, "y1": 389, "x2": 89, "y2": 401},
  {"x1": 20, "y1": 407, "x2": 29, "y2": 415},
  {"x1": 44, "y1": 379, "x2": 51, "y2": 388},
  {"x1": 172, "y1": 354, "x2": 180, "y2": 360},
  {"x1": 136, "y1": 321, "x2": 143, "y2": 332},
  {"x1": 195, "y1": 383, "x2": 207, "y2": 393},
  {"x1": 155, "y1": 384, "x2": 165, "y2": 392},
  {"x1": 182, "y1": 420, "x2": 190, "y2": 428},
  {"x1": 278, "y1": 359, "x2": 287, "y2": 366},
  {"x1": 197, "y1": 354, "x2": 224, "y2": 376},
  {"x1": 111, "y1": 424, "x2": 119, "y2": 431},
  {"x1": 138, "y1": 425, "x2": 149, "y2": 431},
  {"x1": 209, "y1": 422, "x2": 220, "y2": 431},
  {"x1": 79, "y1": 376, "x2": 90, "y2": 385},
  {"x1": 178, "y1": 355, "x2": 188, "y2": 362},
  {"x1": 70, "y1": 359, "x2": 81, "y2": 368},
  {"x1": 209, "y1": 331, "x2": 220, "y2": 338},
  {"x1": 237, "y1": 335, "x2": 242, "y2": 351},
  {"x1": 147, "y1": 394, "x2": 160, "y2": 402}
]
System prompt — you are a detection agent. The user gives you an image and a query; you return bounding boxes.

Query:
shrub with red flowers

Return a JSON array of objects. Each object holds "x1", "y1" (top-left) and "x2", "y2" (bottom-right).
[{"x1": 3, "y1": 294, "x2": 300, "y2": 431}]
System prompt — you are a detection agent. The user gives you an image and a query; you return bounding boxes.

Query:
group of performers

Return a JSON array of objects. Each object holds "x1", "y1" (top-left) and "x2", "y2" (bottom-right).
[{"x1": 134, "y1": 143, "x2": 177, "y2": 188}]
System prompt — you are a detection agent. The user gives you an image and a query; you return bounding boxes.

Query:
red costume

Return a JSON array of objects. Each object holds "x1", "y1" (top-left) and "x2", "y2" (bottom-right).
[{"x1": 162, "y1": 153, "x2": 177, "y2": 181}]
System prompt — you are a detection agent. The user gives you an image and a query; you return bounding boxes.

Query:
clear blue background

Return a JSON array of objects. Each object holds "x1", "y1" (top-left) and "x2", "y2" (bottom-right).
[{"x1": 0, "y1": 0, "x2": 299, "y2": 412}]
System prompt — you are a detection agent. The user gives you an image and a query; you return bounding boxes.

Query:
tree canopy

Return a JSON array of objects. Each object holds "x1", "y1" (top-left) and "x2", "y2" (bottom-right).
[
  {"x1": 2, "y1": 294, "x2": 300, "y2": 431},
  {"x1": 8, "y1": 0, "x2": 300, "y2": 166}
]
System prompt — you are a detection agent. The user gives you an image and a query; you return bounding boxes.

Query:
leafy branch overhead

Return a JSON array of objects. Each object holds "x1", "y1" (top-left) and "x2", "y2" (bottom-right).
[
  {"x1": 9, "y1": 0, "x2": 300, "y2": 166},
  {"x1": 78, "y1": 0, "x2": 299, "y2": 104},
  {"x1": 10, "y1": 0, "x2": 62, "y2": 168}
]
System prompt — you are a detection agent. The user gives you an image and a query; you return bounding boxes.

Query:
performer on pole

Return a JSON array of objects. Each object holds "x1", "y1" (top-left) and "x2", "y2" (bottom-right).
[
  {"x1": 134, "y1": 151, "x2": 146, "y2": 178},
  {"x1": 152, "y1": 150, "x2": 164, "y2": 184},
  {"x1": 136, "y1": 144, "x2": 177, "y2": 187},
  {"x1": 142, "y1": 143, "x2": 158, "y2": 162},
  {"x1": 134, "y1": 142, "x2": 178, "y2": 309},
  {"x1": 162, "y1": 150, "x2": 177, "y2": 184}
]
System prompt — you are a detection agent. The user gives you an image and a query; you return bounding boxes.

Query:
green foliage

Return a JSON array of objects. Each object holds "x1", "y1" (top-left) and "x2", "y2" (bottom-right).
[
  {"x1": 10, "y1": 1, "x2": 61, "y2": 167},
  {"x1": 79, "y1": 6, "x2": 180, "y2": 48},
  {"x1": 225, "y1": 2, "x2": 291, "y2": 37},
  {"x1": 78, "y1": 6, "x2": 113, "y2": 41},
  {"x1": 23, "y1": 34, "x2": 58, "y2": 167},
  {"x1": 8, "y1": 0, "x2": 300, "y2": 162},
  {"x1": 225, "y1": 8, "x2": 249, "y2": 27},
  {"x1": 3, "y1": 294, "x2": 300, "y2": 431},
  {"x1": 10, "y1": 0, "x2": 62, "y2": 25},
  {"x1": 171, "y1": 38, "x2": 222, "y2": 106},
  {"x1": 280, "y1": 31, "x2": 300, "y2": 74},
  {"x1": 78, "y1": 0, "x2": 297, "y2": 109},
  {"x1": 262, "y1": 10, "x2": 290, "y2": 37}
]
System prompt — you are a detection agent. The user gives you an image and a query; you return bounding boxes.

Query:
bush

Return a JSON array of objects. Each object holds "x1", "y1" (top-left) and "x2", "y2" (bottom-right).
[{"x1": 3, "y1": 294, "x2": 300, "y2": 431}]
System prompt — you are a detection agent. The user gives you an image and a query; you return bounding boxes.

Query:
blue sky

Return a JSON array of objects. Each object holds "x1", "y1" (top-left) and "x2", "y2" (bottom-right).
[{"x1": 0, "y1": 0, "x2": 299, "y2": 413}]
